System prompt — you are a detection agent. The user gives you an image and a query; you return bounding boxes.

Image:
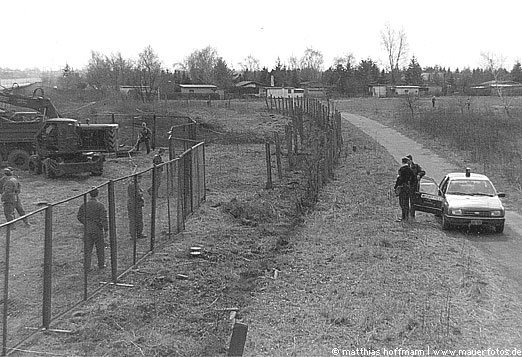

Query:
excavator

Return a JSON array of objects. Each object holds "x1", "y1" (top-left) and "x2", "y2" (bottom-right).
[{"x1": 0, "y1": 87, "x2": 118, "y2": 177}]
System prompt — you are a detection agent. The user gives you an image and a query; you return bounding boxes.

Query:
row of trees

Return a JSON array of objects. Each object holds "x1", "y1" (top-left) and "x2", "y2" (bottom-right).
[{"x1": 48, "y1": 24, "x2": 522, "y2": 100}]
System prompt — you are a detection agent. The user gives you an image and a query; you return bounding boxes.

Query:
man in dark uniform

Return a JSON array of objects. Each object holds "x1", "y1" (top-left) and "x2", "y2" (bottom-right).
[
  {"x1": 135, "y1": 122, "x2": 152, "y2": 154},
  {"x1": 0, "y1": 167, "x2": 13, "y2": 193},
  {"x1": 1, "y1": 167, "x2": 30, "y2": 226},
  {"x1": 128, "y1": 176, "x2": 146, "y2": 240},
  {"x1": 77, "y1": 188, "x2": 108, "y2": 270},
  {"x1": 407, "y1": 154, "x2": 426, "y2": 220},
  {"x1": 147, "y1": 148, "x2": 165, "y2": 196},
  {"x1": 394, "y1": 157, "x2": 416, "y2": 222}
]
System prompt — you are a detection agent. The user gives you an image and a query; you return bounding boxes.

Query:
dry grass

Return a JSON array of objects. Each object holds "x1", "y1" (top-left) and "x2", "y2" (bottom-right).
[{"x1": 16, "y1": 97, "x2": 522, "y2": 356}]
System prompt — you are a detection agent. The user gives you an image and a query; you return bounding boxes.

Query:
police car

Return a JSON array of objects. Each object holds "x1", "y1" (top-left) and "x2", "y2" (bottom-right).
[{"x1": 412, "y1": 169, "x2": 506, "y2": 233}]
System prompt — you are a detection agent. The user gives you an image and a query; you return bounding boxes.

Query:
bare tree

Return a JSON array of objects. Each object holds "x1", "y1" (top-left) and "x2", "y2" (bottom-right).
[
  {"x1": 239, "y1": 55, "x2": 261, "y2": 72},
  {"x1": 185, "y1": 46, "x2": 219, "y2": 84},
  {"x1": 300, "y1": 47, "x2": 324, "y2": 81},
  {"x1": 381, "y1": 23, "x2": 408, "y2": 84},
  {"x1": 480, "y1": 51, "x2": 512, "y2": 117},
  {"x1": 287, "y1": 55, "x2": 300, "y2": 70},
  {"x1": 137, "y1": 45, "x2": 162, "y2": 102},
  {"x1": 332, "y1": 53, "x2": 355, "y2": 69}
]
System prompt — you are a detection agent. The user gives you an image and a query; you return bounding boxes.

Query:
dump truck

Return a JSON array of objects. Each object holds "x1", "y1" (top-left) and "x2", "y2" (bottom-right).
[{"x1": 0, "y1": 88, "x2": 119, "y2": 177}]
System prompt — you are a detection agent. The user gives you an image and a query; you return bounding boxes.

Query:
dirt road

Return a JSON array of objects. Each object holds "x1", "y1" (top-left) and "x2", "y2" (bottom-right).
[{"x1": 342, "y1": 112, "x2": 522, "y2": 288}]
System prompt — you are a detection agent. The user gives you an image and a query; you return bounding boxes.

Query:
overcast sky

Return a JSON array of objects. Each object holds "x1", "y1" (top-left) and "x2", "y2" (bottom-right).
[{"x1": 2, "y1": 0, "x2": 521, "y2": 72}]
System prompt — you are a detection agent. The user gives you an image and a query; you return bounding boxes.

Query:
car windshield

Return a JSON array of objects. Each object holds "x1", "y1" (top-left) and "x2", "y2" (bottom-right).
[{"x1": 446, "y1": 179, "x2": 496, "y2": 196}]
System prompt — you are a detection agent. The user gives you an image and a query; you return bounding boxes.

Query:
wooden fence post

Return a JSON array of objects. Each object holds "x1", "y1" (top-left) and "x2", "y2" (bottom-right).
[
  {"x1": 265, "y1": 142, "x2": 273, "y2": 189},
  {"x1": 274, "y1": 133, "x2": 283, "y2": 180},
  {"x1": 285, "y1": 124, "x2": 293, "y2": 170}
]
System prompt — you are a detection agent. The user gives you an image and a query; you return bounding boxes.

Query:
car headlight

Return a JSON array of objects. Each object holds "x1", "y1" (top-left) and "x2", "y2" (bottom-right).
[
  {"x1": 450, "y1": 209, "x2": 462, "y2": 215},
  {"x1": 491, "y1": 211, "x2": 502, "y2": 217}
]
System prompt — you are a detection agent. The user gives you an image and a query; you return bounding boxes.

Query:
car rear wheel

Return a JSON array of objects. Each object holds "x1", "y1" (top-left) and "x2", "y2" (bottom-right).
[{"x1": 442, "y1": 215, "x2": 452, "y2": 230}]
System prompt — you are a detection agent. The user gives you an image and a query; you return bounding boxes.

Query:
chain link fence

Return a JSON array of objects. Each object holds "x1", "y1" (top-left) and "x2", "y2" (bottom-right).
[{"x1": 0, "y1": 121, "x2": 204, "y2": 355}]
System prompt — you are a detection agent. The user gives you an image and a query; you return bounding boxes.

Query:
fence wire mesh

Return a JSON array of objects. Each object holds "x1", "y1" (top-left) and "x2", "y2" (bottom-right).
[{"x1": 0, "y1": 122, "x2": 204, "y2": 355}]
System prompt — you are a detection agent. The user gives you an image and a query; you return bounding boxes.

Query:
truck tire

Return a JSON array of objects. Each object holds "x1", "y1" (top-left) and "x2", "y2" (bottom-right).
[
  {"x1": 8, "y1": 149, "x2": 30, "y2": 170},
  {"x1": 28, "y1": 156, "x2": 43, "y2": 175}
]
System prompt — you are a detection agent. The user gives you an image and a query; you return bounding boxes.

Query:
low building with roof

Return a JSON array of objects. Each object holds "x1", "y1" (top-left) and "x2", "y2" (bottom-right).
[
  {"x1": 265, "y1": 87, "x2": 304, "y2": 99},
  {"x1": 470, "y1": 80, "x2": 522, "y2": 96}
]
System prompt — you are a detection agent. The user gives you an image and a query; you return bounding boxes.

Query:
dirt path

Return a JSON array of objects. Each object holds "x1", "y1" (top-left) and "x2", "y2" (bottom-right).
[{"x1": 342, "y1": 112, "x2": 522, "y2": 287}]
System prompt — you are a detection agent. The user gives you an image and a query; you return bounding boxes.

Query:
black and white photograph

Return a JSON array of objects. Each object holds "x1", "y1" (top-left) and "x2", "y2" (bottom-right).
[{"x1": 1, "y1": 0, "x2": 522, "y2": 355}]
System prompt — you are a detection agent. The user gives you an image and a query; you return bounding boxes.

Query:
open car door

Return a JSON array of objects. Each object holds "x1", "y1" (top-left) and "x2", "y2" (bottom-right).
[{"x1": 412, "y1": 177, "x2": 443, "y2": 215}]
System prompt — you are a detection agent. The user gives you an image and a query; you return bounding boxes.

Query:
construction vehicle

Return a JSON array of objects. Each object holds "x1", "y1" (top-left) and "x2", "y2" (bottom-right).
[{"x1": 0, "y1": 88, "x2": 119, "y2": 177}]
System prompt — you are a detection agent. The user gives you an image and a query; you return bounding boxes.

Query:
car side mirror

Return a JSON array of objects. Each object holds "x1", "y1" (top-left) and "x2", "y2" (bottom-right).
[{"x1": 498, "y1": 192, "x2": 506, "y2": 198}]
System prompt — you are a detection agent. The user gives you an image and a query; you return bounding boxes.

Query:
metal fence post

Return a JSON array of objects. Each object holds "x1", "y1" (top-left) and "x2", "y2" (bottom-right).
[
  {"x1": 152, "y1": 114, "x2": 157, "y2": 151},
  {"x1": 82, "y1": 194, "x2": 88, "y2": 300},
  {"x1": 42, "y1": 205, "x2": 53, "y2": 329},
  {"x1": 2, "y1": 226, "x2": 12, "y2": 356},
  {"x1": 108, "y1": 181, "x2": 117, "y2": 283},
  {"x1": 150, "y1": 165, "x2": 157, "y2": 251},
  {"x1": 177, "y1": 157, "x2": 185, "y2": 232}
]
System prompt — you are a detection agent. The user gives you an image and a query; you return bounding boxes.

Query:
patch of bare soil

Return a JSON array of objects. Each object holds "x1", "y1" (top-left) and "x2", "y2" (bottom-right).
[{"x1": 18, "y1": 99, "x2": 522, "y2": 356}]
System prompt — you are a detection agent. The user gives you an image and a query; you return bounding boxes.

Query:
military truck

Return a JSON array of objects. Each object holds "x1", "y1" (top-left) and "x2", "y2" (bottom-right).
[{"x1": 0, "y1": 88, "x2": 119, "y2": 177}]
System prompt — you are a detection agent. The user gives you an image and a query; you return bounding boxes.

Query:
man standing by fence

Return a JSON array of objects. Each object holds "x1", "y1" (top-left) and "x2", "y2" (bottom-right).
[
  {"x1": 77, "y1": 188, "x2": 108, "y2": 271},
  {"x1": 128, "y1": 176, "x2": 146, "y2": 240},
  {"x1": 1, "y1": 167, "x2": 30, "y2": 227}
]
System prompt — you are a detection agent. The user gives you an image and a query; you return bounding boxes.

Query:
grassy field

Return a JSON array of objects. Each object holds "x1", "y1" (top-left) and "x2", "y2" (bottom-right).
[{"x1": 11, "y1": 96, "x2": 522, "y2": 355}]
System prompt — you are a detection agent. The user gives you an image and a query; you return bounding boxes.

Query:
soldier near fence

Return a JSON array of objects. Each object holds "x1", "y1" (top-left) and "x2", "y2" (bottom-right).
[
  {"x1": 128, "y1": 176, "x2": 146, "y2": 240},
  {"x1": 1, "y1": 167, "x2": 30, "y2": 226},
  {"x1": 147, "y1": 148, "x2": 165, "y2": 196},
  {"x1": 77, "y1": 188, "x2": 108, "y2": 270},
  {"x1": 134, "y1": 122, "x2": 152, "y2": 154}
]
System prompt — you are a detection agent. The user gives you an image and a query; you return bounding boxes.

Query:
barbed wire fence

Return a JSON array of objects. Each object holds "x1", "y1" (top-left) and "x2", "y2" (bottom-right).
[{"x1": 265, "y1": 96, "x2": 343, "y2": 210}]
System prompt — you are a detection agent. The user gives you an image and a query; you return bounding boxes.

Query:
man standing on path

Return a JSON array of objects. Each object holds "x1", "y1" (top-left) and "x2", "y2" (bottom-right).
[
  {"x1": 1, "y1": 167, "x2": 30, "y2": 226},
  {"x1": 407, "y1": 154, "x2": 426, "y2": 220},
  {"x1": 77, "y1": 188, "x2": 108, "y2": 271},
  {"x1": 394, "y1": 157, "x2": 416, "y2": 222}
]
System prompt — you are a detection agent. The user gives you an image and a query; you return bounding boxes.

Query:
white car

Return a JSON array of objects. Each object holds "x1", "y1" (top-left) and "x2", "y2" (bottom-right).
[{"x1": 413, "y1": 169, "x2": 506, "y2": 233}]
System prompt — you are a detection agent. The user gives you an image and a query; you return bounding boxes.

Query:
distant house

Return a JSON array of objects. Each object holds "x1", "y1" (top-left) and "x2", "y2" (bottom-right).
[
  {"x1": 179, "y1": 84, "x2": 217, "y2": 95},
  {"x1": 470, "y1": 80, "x2": 522, "y2": 96},
  {"x1": 179, "y1": 84, "x2": 223, "y2": 99},
  {"x1": 265, "y1": 87, "x2": 304, "y2": 99},
  {"x1": 391, "y1": 85, "x2": 420, "y2": 96},
  {"x1": 300, "y1": 81, "x2": 327, "y2": 98},
  {"x1": 235, "y1": 81, "x2": 266, "y2": 97},
  {"x1": 369, "y1": 84, "x2": 388, "y2": 97},
  {"x1": 119, "y1": 85, "x2": 151, "y2": 95}
]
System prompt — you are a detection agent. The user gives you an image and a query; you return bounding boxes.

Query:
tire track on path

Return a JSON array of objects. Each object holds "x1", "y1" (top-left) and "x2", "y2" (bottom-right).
[{"x1": 342, "y1": 112, "x2": 522, "y2": 288}]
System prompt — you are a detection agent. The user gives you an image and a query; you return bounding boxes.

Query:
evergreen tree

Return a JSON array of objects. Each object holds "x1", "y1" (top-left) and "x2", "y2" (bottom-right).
[
  {"x1": 404, "y1": 56, "x2": 423, "y2": 85},
  {"x1": 511, "y1": 61, "x2": 522, "y2": 83}
]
